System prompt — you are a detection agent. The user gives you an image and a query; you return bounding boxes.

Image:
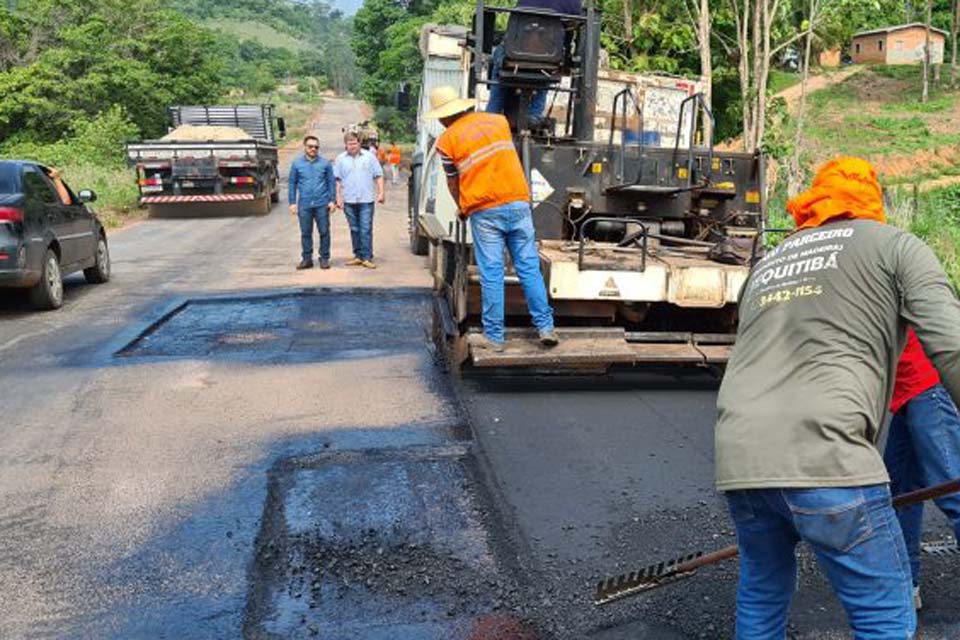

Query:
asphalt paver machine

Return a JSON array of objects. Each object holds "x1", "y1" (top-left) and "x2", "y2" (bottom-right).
[{"x1": 423, "y1": 0, "x2": 765, "y2": 370}]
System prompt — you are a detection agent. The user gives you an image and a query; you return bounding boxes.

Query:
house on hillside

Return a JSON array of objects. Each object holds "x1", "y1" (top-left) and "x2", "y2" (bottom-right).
[{"x1": 851, "y1": 23, "x2": 947, "y2": 65}]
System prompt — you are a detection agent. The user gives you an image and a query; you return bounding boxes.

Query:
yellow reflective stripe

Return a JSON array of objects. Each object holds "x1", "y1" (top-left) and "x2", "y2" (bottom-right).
[{"x1": 455, "y1": 140, "x2": 515, "y2": 174}]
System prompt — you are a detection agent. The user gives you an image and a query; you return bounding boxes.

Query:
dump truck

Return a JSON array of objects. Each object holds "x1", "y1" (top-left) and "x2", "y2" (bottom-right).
[
  {"x1": 411, "y1": 0, "x2": 766, "y2": 371},
  {"x1": 126, "y1": 105, "x2": 286, "y2": 216}
]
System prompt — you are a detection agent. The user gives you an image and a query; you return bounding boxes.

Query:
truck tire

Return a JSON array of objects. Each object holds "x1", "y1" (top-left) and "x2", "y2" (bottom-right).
[
  {"x1": 83, "y1": 234, "x2": 111, "y2": 284},
  {"x1": 29, "y1": 248, "x2": 64, "y2": 310},
  {"x1": 408, "y1": 162, "x2": 429, "y2": 256},
  {"x1": 270, "y1": 186, "x2": 280, "y2": 204},
  {"x1": 411, "y1": 223, "x2": 429, "y2": 256}
]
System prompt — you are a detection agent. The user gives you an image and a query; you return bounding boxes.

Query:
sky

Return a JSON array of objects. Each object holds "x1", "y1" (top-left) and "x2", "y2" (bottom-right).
[{"x1": 330, "y1": 0, "x2": 363, "y2": 15}]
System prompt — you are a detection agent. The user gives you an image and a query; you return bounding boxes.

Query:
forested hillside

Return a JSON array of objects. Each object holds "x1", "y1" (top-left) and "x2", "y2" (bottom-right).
[
  {"x1": 173, "y1": 0, "x2": 358, "y2": 95},
  {"x1": 0, "y1": 0, "x2": 357, "y2": 223}
]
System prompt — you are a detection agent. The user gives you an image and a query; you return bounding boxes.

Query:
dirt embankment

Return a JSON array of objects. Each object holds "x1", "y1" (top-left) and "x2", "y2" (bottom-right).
[{"x1": 871, "y1": 144, "x2": 960, "y2": 183}]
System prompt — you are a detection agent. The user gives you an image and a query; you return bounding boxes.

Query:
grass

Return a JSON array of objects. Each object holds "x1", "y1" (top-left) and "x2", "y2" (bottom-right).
[
  {"x1": 886, "y1": 184, "x2": 960, "y2": 287},
  {"x1": 881, "y1": 91, "x2": 956, "y2": 114},
  {"x1": 61, "y1": 164, "x2": 141, "y2": 229},
  {"x1": 797, "y1": 66, "x2": 960, "y2": 159},
  {"x1": 205, "y1": 19, "x2": 312, "y2": 53},
  {"x1": 768, "y1": 69, "x2": 802, "y2": 95}
]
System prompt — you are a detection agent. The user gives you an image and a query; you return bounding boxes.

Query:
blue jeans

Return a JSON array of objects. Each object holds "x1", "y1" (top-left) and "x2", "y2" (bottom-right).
[
  {"x1": 343, "y1": 202, "x2": 374, "y2": 260},
  {"x1": 726, "y1": 485, "x2": 915, "y2": 639},
  {"x1": 486, "y1": 45, "x2": 548, "y2": 119},
  {"x1": 469, "y1": 201, "x2": 554, "y2": 344},
  {"x1": 883, "y1": 384, "x2": 960, "y2": 585},
  {"x1": 298, "y1": 206, "x2": 330, "y2": 261}
]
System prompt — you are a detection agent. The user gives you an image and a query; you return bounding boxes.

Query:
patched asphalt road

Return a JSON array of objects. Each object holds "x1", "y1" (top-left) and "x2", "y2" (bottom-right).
[{"x1": 2, "y1": 97, "x2": 960, "y2": 640}]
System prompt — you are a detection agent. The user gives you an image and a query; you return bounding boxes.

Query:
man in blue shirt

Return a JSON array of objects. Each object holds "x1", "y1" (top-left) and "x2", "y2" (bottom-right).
[
  {"x1": 289, "y1": 135, "x2": 336, "y2": 270},
  {"x1": 334, "y1": 132, "x2": 385, "y2": 269}
]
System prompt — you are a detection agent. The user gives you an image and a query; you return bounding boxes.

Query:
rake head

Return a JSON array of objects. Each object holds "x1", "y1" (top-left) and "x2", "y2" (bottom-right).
[{"x1": 594, "y1": 551, "x2": 703, "y2": 605}]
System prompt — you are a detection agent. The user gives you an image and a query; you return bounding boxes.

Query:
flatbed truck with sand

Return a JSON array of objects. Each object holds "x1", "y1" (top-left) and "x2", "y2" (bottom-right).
[{"x1": 125, "y1": 105, "x2": 286, "y2": 216}]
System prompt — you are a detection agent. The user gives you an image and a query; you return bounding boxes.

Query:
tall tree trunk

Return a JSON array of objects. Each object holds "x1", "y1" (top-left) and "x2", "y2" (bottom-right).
[
  {"x1": 923, "y1": 0, "x2": 932, "y2": 102},
  {"x1": 754, "y1": 0, "x2": 774, "y2": 149},
  {"x1": 790, "y1": 0, "x2": 818, "y2": 196},
  {"x1": 952, "y1": 0, "x2": 959, "y2": 87},
  {"x1": 623, "y1": 0, "x2": 634, "y2": 61},
  {"x1": 734, "y1": 0, "x2": 752, "y2": 150},
  {"x1": 749, "y1": 0, "x2": 762, "y2": 150},
  {"x1": 697, "y1": 0, "x2": 713, "y2": 141}
]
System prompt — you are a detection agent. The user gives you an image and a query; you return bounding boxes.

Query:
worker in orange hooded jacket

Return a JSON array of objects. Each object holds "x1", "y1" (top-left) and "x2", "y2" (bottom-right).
[{"x1": 716, "y1": 157, "x2": 960, "y2": 639}]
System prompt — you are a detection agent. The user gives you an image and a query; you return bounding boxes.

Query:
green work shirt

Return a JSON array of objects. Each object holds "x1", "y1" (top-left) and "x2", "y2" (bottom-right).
[{"x1": 716, "y1": 219, "x2": 960, "y2": 491}]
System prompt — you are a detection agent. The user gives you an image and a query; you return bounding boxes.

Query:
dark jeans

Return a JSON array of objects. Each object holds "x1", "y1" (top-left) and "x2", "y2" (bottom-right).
[
  {"x1": 343, "y1": 202, "x2": 374, "y2": 260},
  {"x1": 726, "y1": 485, "x2": 915, "y2": 639},
  {"x1": 884, "y1": 383, "x2": 960, "y2": 585},
  {"x1": 298, "y1": 206, "x2": 330, "y2": 261}
]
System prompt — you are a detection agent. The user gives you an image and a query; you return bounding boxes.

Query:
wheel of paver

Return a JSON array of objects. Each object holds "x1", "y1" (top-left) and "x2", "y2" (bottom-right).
[
  {"x1": 29, "y1": 248, "x2": 64, "y2": 310},
  {"x1": 408, "y1": 163, "x2": 429, "y2": 256},
  {"x1": 83, "y1": 234, "x2": 111, "y2": 284},
  {"x1": 270, "y1": 185, "x2": 280, "y2": 204}
]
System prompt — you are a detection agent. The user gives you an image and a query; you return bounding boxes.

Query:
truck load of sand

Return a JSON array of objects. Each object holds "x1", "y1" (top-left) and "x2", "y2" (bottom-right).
[{"x1": 161, "y1": 125, "x2": 253, "y2": 141}]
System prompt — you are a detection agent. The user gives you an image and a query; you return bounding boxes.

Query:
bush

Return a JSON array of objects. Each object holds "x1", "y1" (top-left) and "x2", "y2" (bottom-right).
[
  {"x1": 885, "y1": 184, "x2": 960, "y2": 289},
  {"x1": 0, "y1": 107, "x2": 141, "y2": 226},
  {"x1": 1, "y1": 106, "x2": 139, "y2": 168},
  {"x1": 59, "y1": 164, "x2": 140, "y2": 228},
  {"x1": 373, "y1": 105, "x2": 416, "y2": 143}
]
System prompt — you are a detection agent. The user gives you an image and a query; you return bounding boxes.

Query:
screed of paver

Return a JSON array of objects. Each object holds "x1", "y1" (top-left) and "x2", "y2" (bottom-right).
[{"x1": 244, "y1": 447, "x2": 531, "y2": 640}]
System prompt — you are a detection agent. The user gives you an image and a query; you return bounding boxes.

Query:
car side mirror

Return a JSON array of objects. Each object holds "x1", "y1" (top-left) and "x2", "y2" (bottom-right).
[
  {"x1": 277, "y1": 117, "x2": 287, "y2": 139},
  {"x1": 78, "y1": 189, "x2": 97, "y2": 203}
]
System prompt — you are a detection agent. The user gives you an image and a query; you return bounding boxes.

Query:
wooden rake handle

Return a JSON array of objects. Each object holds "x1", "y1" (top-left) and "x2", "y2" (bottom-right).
[{"x1": 675, "y1": 478, "x2": 960, "y2": 574}]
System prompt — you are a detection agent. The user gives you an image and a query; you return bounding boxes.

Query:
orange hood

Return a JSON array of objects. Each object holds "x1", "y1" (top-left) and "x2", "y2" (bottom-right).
[{"x1": 786, "y1": 157, "x2": 885, "y2": 230}]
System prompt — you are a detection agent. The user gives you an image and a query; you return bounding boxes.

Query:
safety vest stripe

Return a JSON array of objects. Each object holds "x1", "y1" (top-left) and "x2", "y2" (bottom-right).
[
  {"x1": 458, "y1": 140, "x2": 514, "y2": 169},
  {"x1": 455, "y1": 140, "x2": 516, "y2": 174}
]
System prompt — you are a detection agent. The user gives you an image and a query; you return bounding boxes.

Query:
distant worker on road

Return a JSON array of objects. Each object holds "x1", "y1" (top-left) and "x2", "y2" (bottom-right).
[
  {"x1": 334, "y1": 131, "x2": 385, "y2": 269},
  {"x1": 884, "y1": 328, "x2": 960, "y2": 610},
  {"x1": 387, "y1": 142, "x2": 402, "y2": 186},
  {"x1": 715, "y1": 157, "x2": 960, "y2": 639},
  {"x1": 486, "y1": 0, "x2": 583, "y2": 120},
  {"x1": 288, "y1": 135, "x2": 336, "y2": 270},
  {"x1": 426, "y1": 85, "x2": 558, "y2": 351}
]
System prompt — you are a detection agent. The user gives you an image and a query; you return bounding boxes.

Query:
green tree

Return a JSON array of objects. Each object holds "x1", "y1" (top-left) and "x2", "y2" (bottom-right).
[{"x1": 0, "y1": 0, "x2": 223, "y2": 143}]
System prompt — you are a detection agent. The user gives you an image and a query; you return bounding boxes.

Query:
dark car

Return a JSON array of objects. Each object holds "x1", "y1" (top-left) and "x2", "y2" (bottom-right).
[{"x1": 0, "y1": 160, "x2": 111, "y2": 310}]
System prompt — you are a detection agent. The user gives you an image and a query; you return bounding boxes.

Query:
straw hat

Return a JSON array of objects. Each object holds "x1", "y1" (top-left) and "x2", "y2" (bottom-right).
[{"x1": 424, "y1": 86, "x2": 477, "y2": 119}]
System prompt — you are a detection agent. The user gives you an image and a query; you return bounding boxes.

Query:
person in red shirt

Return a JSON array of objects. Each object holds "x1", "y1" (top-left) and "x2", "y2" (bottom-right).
[{"x1": 884, "y1": 327, "x2": 960, "y2": 610}]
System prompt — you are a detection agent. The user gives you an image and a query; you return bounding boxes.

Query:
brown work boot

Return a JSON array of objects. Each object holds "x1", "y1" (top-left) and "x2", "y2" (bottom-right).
[
  {"x1": 538, "y1": 329, "x2": 559, "y2": 347},
  {"x1": 469, "y1": 334, "x2": 505, "y2": 353},
  {"x1": 362, "y1": 260, "x2": 377, "y2": 269},
  {"x1": 346, "y1": 258, "x2": 363, "y2": 266}
]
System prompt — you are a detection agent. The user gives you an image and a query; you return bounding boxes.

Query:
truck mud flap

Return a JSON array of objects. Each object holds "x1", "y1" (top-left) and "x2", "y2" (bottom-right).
[{"x1": 468, "y1": 328, "x2": 734, "y2": 368}]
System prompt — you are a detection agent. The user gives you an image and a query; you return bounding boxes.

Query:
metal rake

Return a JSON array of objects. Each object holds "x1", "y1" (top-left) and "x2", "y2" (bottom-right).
[{"x1": 594, "y1": 478, "x2": 960, "y2": 605}]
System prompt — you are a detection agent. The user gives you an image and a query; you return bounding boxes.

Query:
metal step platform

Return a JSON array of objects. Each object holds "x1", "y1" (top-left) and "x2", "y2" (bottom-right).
[{"x1": 468, "y1": 328, "x2": 733, "y2": 368}]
